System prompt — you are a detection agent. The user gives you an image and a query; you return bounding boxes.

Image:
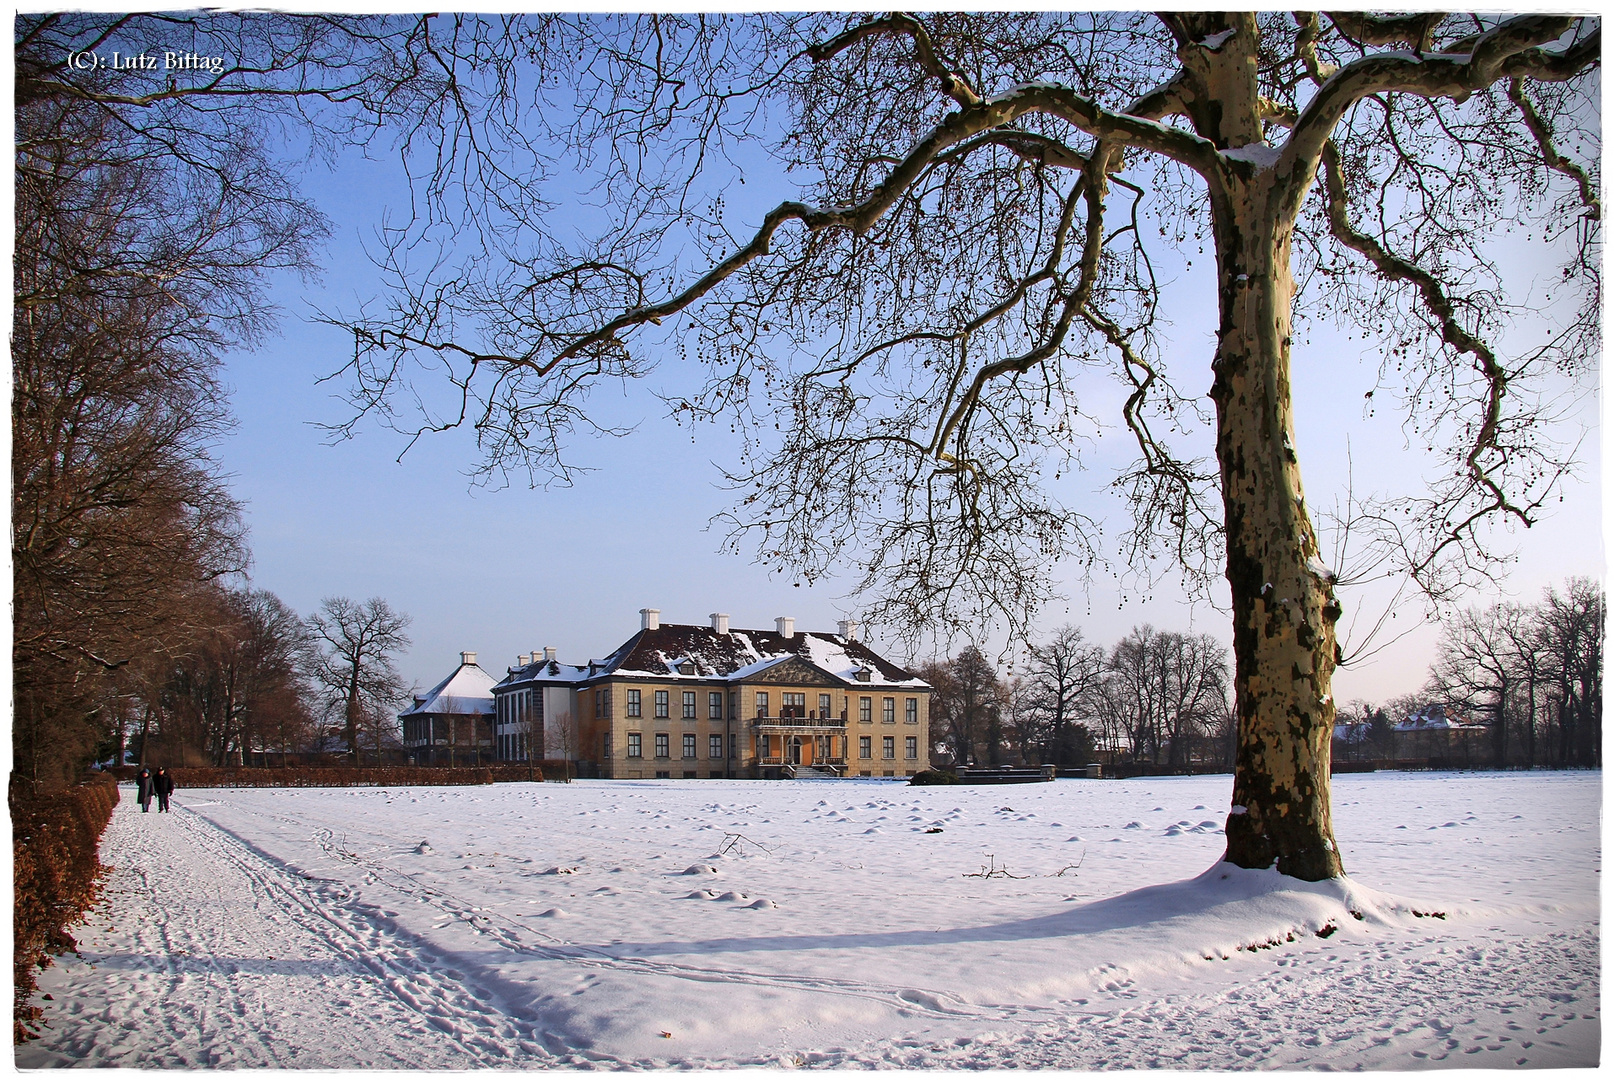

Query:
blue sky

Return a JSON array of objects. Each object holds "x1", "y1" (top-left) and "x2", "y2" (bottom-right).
[{"x1": 215, "y1": 94, "x2": 1603, "y2": 705}]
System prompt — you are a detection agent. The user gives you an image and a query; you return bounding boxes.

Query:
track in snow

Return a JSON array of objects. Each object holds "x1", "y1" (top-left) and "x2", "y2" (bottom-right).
[
  {"x1": 19, "y1": 778, "x2": 1601, "y2": 1070},
  {"x1": 18, "y1": 797, "x2": 581, "y2": 1068}
]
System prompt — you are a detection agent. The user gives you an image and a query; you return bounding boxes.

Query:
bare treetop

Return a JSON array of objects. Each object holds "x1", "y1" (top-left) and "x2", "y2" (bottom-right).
[{"x1": 311, "y1": 13, "x2": 1597, "y2": 879}]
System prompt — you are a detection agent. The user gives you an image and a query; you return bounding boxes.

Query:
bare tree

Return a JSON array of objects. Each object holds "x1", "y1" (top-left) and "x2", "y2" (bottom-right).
[
  {"x1": 1427, "y1": 602, "x2": 1532, "y2": 767},
  {"x1": 1021, "y1": 626, "x2": 1107, "y2": 768},
  {"x1": 551, "y1": 710, "x2": 576, "y2": 782},
  {"x1": 1536, "y1": 577, "x2": 1603, "y2": 768},
  {"x1": 920, "y1": 646, "x2": 1008, "y2": 767},
  {"x1": 306, "y1": 597, "x2": 412, "y2": 763},
  {"x1": 1099, "y1": 626, "x2": 1230, "y2": 767},
  {"x1": 319, "y1": 14, "x2": 1596, "y2": 878}
]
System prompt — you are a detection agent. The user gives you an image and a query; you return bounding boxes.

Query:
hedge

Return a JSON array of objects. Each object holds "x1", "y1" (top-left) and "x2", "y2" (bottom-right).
[
  {"x1": 13, "y1": 774, "x2": 119, "y2": 1043},
  {"x1": 157, "y1": 764, "x2": 546, "y2": 788}
]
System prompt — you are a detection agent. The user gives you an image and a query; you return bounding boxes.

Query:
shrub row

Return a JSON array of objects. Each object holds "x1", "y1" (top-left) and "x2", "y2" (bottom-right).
[
  {"x1": 155, "y1": 765, "x2": 547, "y2": 788},
  {"x1": 12, "y1": 774, "x2": 120, "y2": 1043}
]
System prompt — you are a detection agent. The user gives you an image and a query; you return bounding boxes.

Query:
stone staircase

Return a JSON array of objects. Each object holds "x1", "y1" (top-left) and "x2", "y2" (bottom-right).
[{"x1": 783, "y1": 763, "x2": 843, "y2": 779}]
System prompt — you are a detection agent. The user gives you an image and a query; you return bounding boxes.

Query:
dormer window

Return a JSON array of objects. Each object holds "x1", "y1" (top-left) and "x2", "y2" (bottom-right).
[
  {"x1": 855, "y1": 666, "x2": 873, "y2": 682},
  {"x1": 677, "y1": 661, "x2": 696, "y2": 676}
]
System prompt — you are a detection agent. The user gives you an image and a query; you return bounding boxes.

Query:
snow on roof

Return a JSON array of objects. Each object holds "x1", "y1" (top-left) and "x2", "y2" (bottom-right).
[
  {"x1": 1395, "y1": 707, "x2": 1485, "y2": 732},
  {"x1": 399, "y1": 659, "x2": 497, "y2": 718},
  {"x1": 582, "y1": 623, "x2": 928, "y2": 689},
  {"x1": 496, "y1": 657, "x2": 592, "y2": 690}
]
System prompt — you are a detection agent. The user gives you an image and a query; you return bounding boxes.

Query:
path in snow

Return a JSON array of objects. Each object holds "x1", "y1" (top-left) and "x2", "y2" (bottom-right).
[
  {"x1": 16, "y1": 798, "x2": 579, "y2": 1068},
  {"x1": 17, "y1": 773, "x2": 1600, "y2": 1069}
]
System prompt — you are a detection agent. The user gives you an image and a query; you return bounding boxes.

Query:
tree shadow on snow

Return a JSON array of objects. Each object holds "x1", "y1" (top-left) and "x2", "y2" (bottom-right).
[{"x1": 594, "y1": 863, "x2": 1391, "y2": 960}]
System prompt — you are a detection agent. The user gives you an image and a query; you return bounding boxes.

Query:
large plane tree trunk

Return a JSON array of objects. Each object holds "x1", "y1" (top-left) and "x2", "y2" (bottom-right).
[{"x1": 1210, "y1": 164, "x2": 1345, "y2": 881}]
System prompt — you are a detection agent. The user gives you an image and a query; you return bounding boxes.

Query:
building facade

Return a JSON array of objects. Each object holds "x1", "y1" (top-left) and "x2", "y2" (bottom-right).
[
  {"x1": 399, "y1": 651, "x2": 496, "y2": 765},
  {"x1": 487, "y1": 609, "x2": 931, "y2": 779}
]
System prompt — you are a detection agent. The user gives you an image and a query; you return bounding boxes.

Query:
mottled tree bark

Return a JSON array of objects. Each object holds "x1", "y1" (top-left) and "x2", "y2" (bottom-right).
[
  {"x1": 1209, "y1": 176, "x2": 1344, "y2": 880},
  {"x1": 1192, "y1": 25, "x2": 1344, "y2": 879}
]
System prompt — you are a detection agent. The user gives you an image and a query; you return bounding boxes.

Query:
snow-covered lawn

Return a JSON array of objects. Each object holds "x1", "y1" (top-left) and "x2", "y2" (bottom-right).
[{"x1": 19, "y1": 771, "x2": 1599, "y2": 1069}]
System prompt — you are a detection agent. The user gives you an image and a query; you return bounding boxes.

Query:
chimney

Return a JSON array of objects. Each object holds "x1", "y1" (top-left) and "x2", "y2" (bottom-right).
[
  {"x1": 517, "y1": 653, "x2": 530, "y2": 666},
  {"x1": 775, "y1": 616, "x2": 795, "y2": 639},
  {"x1": 710, "y1": 613, "x2": 730, "y2": 635},
  {"x1": 640, "y1": 607, "x2": 660, "y2": 631},
  {"x1": 461, "y1": 651, "x2": 478, "y2": 666},
  {"x1": 837, "y1": 620, "x2": 859, "y2": 642},
  {"x1": 543, "y1": 646, "x2": 557, "y2": 663}
]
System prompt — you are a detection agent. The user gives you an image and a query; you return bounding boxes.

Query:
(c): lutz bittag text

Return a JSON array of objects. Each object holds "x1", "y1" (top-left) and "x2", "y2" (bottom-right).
[{"x1": 68, "y1": 51, "x2": 227, "y2": 75}]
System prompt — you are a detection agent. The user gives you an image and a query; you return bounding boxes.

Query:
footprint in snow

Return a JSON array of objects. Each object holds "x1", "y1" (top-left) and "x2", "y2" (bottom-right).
[
  {"x1": 864, "y1": 827, "x2": 882, "y2": 835},
  {"x1": 1124, "y1": 821, "x2": 1142, "y2": 829},
  {"x1": 684, "y1": 889, "x2": 720, "y2": 900},
  {"x1": 535, "y1": 908, "x2": 569, "y2": 918},
  {"x1": 414, "y1": 841, "x2": 434, "y2": 854},
  {"x1": 682, "y1": 864, "x2": 719, "y2": 875},
  {"x1": 715, "y1": 890, "x2": 749, "y2": 902},
  {"x1": 745, "y1": 898, "x2": 777, "y2": 910}
]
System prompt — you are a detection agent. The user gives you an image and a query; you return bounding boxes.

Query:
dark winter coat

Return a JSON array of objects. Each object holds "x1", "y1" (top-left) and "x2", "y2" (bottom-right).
[
  {"x1": 152, "y1": 771, "x2": 175, "y2": 796},
  {"x1": 135, "y1": 770, "x2": 153, "y2": 800}
]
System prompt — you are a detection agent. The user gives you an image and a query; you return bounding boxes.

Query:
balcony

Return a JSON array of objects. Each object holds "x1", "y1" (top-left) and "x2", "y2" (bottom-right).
[{"x1": 750, "y1": 708, "x2": 846, "y2": 731}]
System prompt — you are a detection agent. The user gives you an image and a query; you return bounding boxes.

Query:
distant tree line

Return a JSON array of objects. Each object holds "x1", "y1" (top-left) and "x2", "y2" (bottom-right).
[
  {"x1": 117, "y1": 594, "x2": 414, "y2": 772},
  {"x1": 925, "y1": 575, "x2": 1601, "y2": 774},
  {"x1": 14, "y1": 14, "x2": 437, "y2": 789},
  {"x1": 1338, "y1": 577, "x2": 1603, "y2": 769},
  {"x1": 920, "y1": 625, "x2": 1233, "y2": 771}
]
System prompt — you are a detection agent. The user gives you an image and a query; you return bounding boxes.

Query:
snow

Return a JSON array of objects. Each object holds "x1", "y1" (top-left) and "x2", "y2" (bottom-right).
[
  {"x1": 19, "y1": 771, "x2": 1599, "y2": 1069},
  {"x1": 1222, "y1": 142, "x2": 1283, "y2": 169},
  {"x1": 1199, "y1": 29, "x2": 1237, "y2": 50}
]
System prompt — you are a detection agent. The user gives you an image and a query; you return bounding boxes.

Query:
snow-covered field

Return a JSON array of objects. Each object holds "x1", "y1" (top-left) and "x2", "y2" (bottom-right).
[{"x1": 19, "y1": 771, "x2": 1599, "y2": 1069}]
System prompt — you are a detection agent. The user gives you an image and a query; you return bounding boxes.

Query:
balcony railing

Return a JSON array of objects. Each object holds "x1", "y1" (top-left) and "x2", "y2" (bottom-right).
[
  {"x1": 751, "y1": 712, "x2": 846, "y2": 729},
  {"x1": 757, "y1": 754, "x2": 847, "y2": 768}
]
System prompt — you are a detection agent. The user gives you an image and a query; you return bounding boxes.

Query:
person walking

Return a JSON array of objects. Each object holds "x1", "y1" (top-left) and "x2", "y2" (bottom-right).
[
  {"x1": 152, "y1": 767, "x2": 175, "y2": 813},
  {"x1": 135, "y1": 767, "x2": 154, "y2": 813}
]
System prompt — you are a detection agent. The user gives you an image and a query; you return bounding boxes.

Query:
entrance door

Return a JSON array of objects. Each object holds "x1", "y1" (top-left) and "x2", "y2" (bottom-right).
[{"x1": 788, "y1": 736, "x2": 802, "y2": 764}]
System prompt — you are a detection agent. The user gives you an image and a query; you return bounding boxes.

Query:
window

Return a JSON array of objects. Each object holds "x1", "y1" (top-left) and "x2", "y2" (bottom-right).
[
  {"x1": 818, "y1": 694, "x2": 832, "y2": 718},
  {"x1": 683, "y1": 733, "x2": 697, "y2": 759},
  {"x1": 728, "y1": 692, "x2": 738, "y2": 719},
  {"x1": 655, "y1": 690, "x2": 670, "y2": 718},
  {"x1": 603, "y1": 733, "x2": 612, "y2": 758},
  {"x1": 859, "y1": 697, "x2": 872, "y2": 723},
  {"x1": 627, "y1": 689, "x2": 642, "y2": 718},
  {"x1": 882, "y1": 697, "x2": 896, "y2": 723},
  {"x1": 883, "y1": 736, "x2": 895, "y2": 759},
  {"x1": 655, "y1": 732, "x2": 670, "y2": 759},
  {"x1": 859, "y1": 736, "x2": 872, "y2": 759},
  {"x1": 709, "y1": 734, "x2": 723, "y2": 759},
  {"x1": 729, "y1": 733, "x2": 738, "y2": 760},
  {"x1": 710, "y1": 692, "x2": 723, "y2": 720},
  {"x1": 755, "y1": 692, "x2": 769, "y2": 718},
  {"x1": 593, "y1": 687, "x2": 606, "y2": 720},
  {"x1": 683, "y1": 690, "x2": 697, "y2": 719},
  {"x1": 906, "y1": 698, "x2": 918, "y2": 724},
  {"x1": 627, "y1": 732, "x2": 642, "y2": 758},
  {"x1": 905, "y1": 736, "x2": 918, "y2": 760}
]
